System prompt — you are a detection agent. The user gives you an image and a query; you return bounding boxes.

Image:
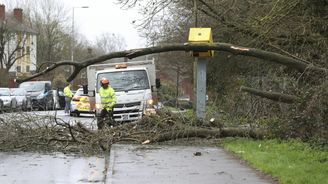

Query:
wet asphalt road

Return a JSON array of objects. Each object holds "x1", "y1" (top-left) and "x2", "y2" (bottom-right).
[
  {"x1": 0, "y1": 111, "x2": 275, "y2": 184},
  {"x1": 0, "y1": 110, "x2": 97, "y2": 129},
  {"x1": 0, "y1": 152, "x2": 105, "y2": 184}
]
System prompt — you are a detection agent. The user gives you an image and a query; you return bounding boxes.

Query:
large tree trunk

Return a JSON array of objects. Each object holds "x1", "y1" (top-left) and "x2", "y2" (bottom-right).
[
  {"x1": 152, "y1": 127, "x2": 264, "y2": 143},
  {"x1": 18, "y1": 43, "x2": 328, "y2": 83},
  {"x1": 240, "y1": 86, "x2": 297, "y2": 103}
]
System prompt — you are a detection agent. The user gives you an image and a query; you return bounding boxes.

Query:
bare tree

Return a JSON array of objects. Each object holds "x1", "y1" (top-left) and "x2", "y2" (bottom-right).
[
  {"x1": 0, "y1": 6, "x2": 34, "y2": 87},
  {"x1": 0, "y1": 22, "x2": 28, "y2": 72},
  {"x1": 95, "y1": 33, "x2": 127, "y2": 54},
  {"x1": 28, "y1": 0, "x2": 70, "y2": 64}
]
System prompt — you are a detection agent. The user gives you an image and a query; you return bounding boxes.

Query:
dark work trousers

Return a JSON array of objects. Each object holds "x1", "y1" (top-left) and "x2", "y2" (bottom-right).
[
  {"x1": 97, "y1": 109, "x2": 114, "y2": 129},
  {"x1": 64, "y1": 97, "x2": 71, "y2": 113}
]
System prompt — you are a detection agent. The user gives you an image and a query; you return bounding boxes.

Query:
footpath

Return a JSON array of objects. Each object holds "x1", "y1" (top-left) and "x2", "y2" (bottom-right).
[{"x1": 0, "y1": 144, "x2": 275, "y2": 184}]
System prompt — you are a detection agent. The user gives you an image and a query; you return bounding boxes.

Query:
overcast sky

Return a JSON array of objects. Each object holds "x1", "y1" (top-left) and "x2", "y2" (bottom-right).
[
  {"x1": 58, "y1": 0, "x2": 145, "y2": 49},
  {"x1": 0, "y1": 0, "x2": 145, "y2": 49}
]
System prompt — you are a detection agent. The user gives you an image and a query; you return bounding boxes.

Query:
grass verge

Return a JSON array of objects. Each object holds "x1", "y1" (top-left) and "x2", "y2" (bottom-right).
[{"x1": 222, "y1": 138, "x2": 328, "y2": 184}]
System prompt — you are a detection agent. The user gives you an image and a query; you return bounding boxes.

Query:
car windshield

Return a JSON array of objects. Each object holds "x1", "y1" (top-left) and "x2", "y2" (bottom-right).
[
  {"x1": 97, "y1": 70, "x2": 150, "y2": 92},
  {"x1": 0, "y1": 89, "x2": 10, "y2": 96},
  {"x1": 19, "y1": 82, "x2": 45, "y2": 92},
  {"x1": 12, "y1": 88, "x2": 26, "y2": 96}
]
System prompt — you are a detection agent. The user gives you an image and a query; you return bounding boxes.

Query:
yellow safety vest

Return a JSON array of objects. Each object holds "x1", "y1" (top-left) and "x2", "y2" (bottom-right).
[
  {"x1": 64, "y1": 86, "x2": 73, "y2": 98},
  {"x1": 99, "y1": 86, "x2": 117, "y2": 110}
]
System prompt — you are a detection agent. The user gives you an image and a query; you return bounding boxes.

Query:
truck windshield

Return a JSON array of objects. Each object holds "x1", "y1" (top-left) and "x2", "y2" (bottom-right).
[
  {"x1": 19, "y1": 82, "x2": 45, "y2": 92},
  {"x1": 97, "y1": 70, "x2": 150, "y2": 92}
]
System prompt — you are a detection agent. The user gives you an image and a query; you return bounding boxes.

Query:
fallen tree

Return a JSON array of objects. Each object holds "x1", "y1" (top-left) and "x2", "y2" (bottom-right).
[
  {"x1": 0, "y1": 110, "x2": 265, "y2": 154},
  {"x1": 240, "y1": 86, "x2": 298, "y2": 103},
  {"x1": 18, "y1": 42, "x2": 328, "y2": 83}
]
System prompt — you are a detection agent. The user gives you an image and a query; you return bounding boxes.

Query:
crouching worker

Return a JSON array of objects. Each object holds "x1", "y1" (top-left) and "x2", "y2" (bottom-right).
[{"x1": 97, "y1": 77, "x2": 117, "y2": 129}]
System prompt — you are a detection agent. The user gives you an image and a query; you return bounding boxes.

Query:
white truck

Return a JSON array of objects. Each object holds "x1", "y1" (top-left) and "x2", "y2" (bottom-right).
[{"x1": 87, "y1": 58, "x2": 160, "y2": 123}]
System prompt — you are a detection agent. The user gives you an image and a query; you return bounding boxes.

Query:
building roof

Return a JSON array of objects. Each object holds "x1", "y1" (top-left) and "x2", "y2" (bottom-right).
[
  {"x1": 1, "y1": 11, "x2": 37, "y2": 34},
  {"x1": 6, "y1": 15, "x2": 37, "y2": 34}
]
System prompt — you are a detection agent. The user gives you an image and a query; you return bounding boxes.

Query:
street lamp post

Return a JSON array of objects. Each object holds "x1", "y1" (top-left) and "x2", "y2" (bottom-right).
[{"x1": 71, "y1": 6, "x2": 89, "y2": 70}]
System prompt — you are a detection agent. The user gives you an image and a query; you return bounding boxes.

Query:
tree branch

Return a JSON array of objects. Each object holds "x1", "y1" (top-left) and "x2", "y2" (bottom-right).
[
  {"x1": 18, "y1": 42, "x2": 328, "y2": 83},
  {"x1": 240, "y1": 86, "x2": 297, "y2": 103}
]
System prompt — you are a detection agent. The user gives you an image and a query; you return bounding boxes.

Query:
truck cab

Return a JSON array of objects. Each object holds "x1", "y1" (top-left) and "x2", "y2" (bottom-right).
[{"x1": 88, "y1": 59, "x2": 159, "y2": 123}]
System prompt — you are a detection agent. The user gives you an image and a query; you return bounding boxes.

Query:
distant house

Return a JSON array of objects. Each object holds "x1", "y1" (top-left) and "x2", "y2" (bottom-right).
[{"x1": 0, "y1": 4, "x2": 37, "y2": 78}]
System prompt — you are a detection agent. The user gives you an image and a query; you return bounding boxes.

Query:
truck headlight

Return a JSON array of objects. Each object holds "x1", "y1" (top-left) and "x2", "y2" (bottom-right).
[
  {"x1": 144, "y1": 98, "x2": 156, "y2": 115},
  {"x1": 146, "y1": 98, "x2": 154, "y2": 109},
  {"x1": 147, "y1": 98, "x2": 154, "y2": 106}
]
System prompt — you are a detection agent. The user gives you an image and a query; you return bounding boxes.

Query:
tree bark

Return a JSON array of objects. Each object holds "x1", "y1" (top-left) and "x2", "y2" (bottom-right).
[
  {"x1": 240, "y1": 86, "x2": 297, "y2": 103},
  {"x1": 18, "y1": 42, "x2": 328, "y2": 83},
  {"x1": 151, "y1": 127, "x2": 264, "y2": 143}
]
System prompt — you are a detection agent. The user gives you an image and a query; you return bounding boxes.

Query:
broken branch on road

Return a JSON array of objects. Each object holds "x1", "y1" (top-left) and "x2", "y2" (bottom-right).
[{"x1": 0, "y1": 110, "x2": 266, "y2": 154}]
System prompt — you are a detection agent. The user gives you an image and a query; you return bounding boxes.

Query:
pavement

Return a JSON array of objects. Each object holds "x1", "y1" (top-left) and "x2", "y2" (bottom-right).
[
  {"x1": 107, "y1": 144, "x2": 273, "y2": 184},
  {"x1": 0, "y1": 144, "x2": 274, "y2": 184}
]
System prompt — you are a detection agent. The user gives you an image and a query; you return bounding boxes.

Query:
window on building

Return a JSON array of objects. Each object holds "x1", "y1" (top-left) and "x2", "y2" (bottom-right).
[
  {"x1": 26, "y1": 46, "x2": 30, "y2": 55},
  {"x1": 16, "y1": 66, "x2": 21, "y2": 73},
  {"x1": 26, "y1": 65, "x2": 30, "y2": 72},
  {"x1": 16, "y1": 49, "x2": 23, "y2": 58}
]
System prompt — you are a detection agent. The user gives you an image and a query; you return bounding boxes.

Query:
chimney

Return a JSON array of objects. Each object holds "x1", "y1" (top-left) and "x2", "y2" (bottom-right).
[
  {"x1": 0, "y1": 4, "x2": 5, "y2": 20},
  {"x1": 13, "y1": 8, "x2": 23, "y2": 22}
]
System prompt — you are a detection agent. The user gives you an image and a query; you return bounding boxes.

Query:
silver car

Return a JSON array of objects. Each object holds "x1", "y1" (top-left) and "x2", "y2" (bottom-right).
[
  {"x1": 11, "y1": 88, "x2": 32, "y2": 110},
  {"x1": 0, "y1": 88, "x2": 17, "y2": 110}
]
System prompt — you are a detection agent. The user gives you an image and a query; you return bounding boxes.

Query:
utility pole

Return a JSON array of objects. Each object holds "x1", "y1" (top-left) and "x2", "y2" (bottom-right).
[
  {"x1": 190, "y1": 0, "x2": 212, "y2": 119},
  {"x1": 71, "y1": 6, "x2": 89, "y2": 72},
  {"x1": 193, "y1": 0, "x2": 198, "y2": 111}
]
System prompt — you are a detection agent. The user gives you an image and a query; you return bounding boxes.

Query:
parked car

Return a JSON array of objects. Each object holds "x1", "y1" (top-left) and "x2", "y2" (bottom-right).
[
  {"x1": 0, "y1": 88, "x2": 17, "y2": 111},
  {"x1": 11, "y1": 88, "x2": 32, "y2": 110},
  {"x1": 70, "y1": 88, "x2": 94, "y2": 116},
  {"x1": 19, "y1": 81, "x2": 54, "y2": 110},
  {"x1": 37, "y1": 90, "x2": 56, "y2": 110}
]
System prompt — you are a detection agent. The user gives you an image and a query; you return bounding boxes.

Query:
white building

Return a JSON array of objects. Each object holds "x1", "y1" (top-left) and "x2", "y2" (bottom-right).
[{"x1": 0, "y1": 4, "x2": 37, "y2": 78}]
